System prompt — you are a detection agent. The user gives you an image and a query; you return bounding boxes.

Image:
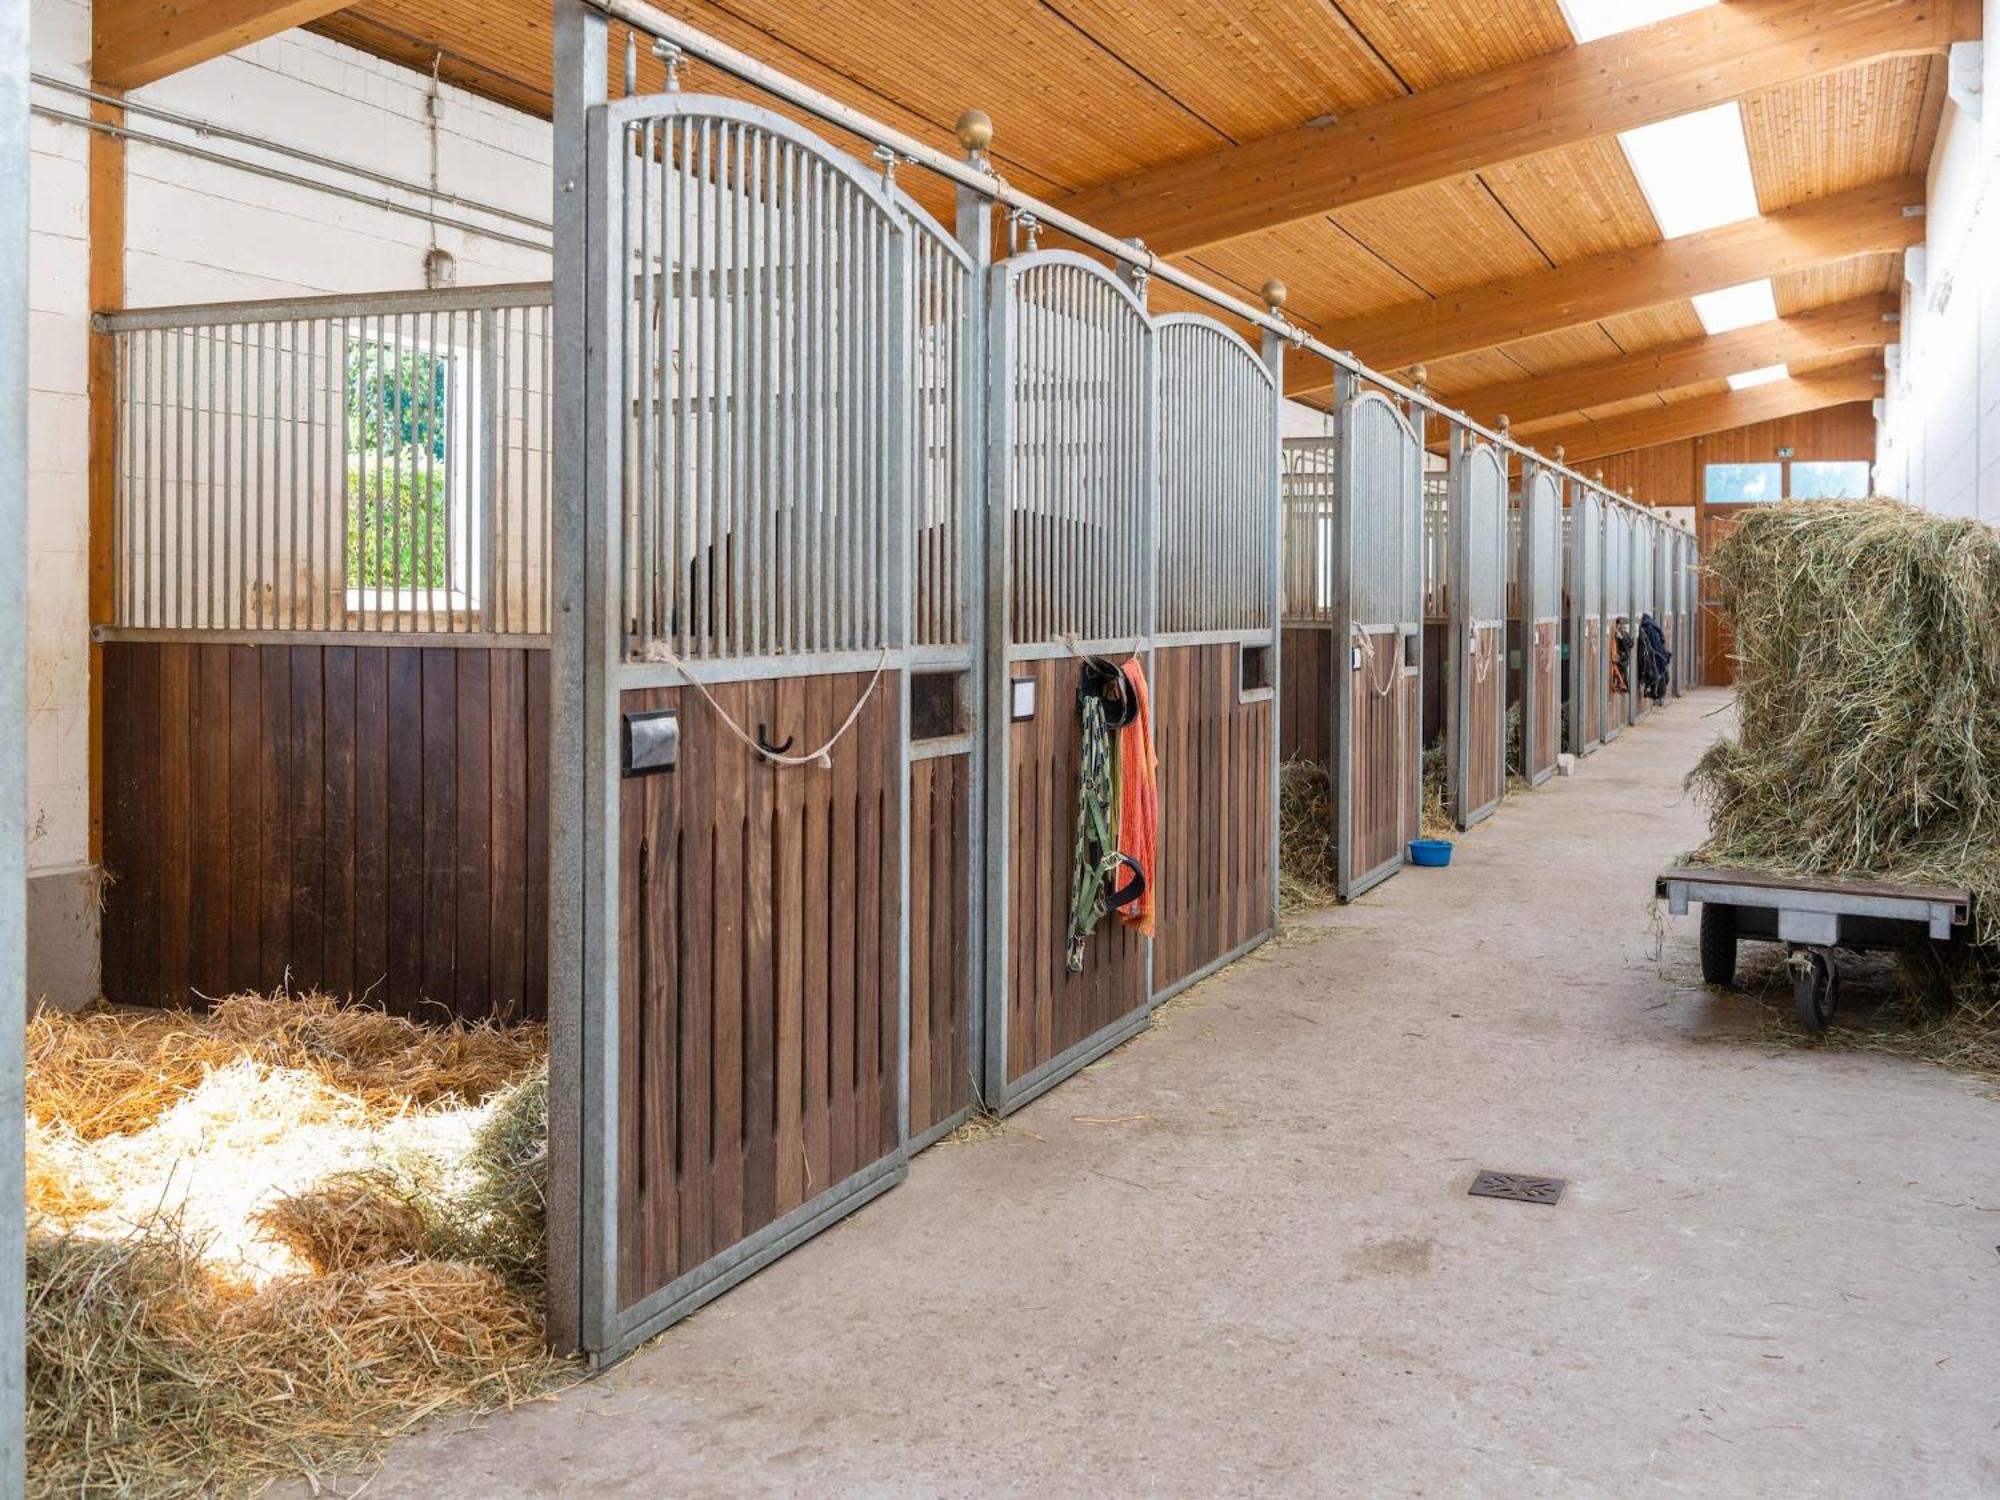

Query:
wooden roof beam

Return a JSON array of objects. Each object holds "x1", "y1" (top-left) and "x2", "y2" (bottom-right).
[
  {"x1": 1283, "y1": 176, "x2": 1925, "y2": 396},
  {"x1": 1449, "y1": 295, "x2": 1899, "y2": 431},
  {"x1": 94, "y1": 0, "x2": 351, "y2": 90},
  {"x1": 1518, "y1": 360, "x2": 1885, "y2": 464},
  {"x1": 1062, "y1": 0, "x2": 1970, "y2": 258}
]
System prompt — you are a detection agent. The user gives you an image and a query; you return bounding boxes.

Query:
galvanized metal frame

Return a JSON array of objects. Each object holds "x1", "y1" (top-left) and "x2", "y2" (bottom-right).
[
  {"x1": 981, "y1": 246, "x2": 1158, "y2": 1115},
  {"x1": 1149, "y1": 310, "x2": 1281, "y2": 1005},
  {"x1": 1568, "y1": 484, "x2": 1605, "y2": 756},
  {"x1": 1445, "y1": 423, "x2": 1506, "y2": 829},
  {"x1": 558, "y1": 49, "x2": 916, "y2": 1363},
  {"x1": 1519, "y1": 460, "x2": 1562, "y2": 786},
  {"x1": 1334, "y1": 380, "x2": 1422, "y2": 902},
  {"x1": 1632, "y1": 514, "x2": 1655, "y2": 720},
  {"x1": 1602, "y1": 501, "x2": 1628, "y2": 740}
]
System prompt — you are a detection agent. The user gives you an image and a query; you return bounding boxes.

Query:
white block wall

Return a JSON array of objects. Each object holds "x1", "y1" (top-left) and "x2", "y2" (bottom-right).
[
  {"x1": 25, "y1": 0, "x2": 555, "y2": 878},
  {"x1": 1879, "y1": 0, "x2": 2000, "y2": 523}
]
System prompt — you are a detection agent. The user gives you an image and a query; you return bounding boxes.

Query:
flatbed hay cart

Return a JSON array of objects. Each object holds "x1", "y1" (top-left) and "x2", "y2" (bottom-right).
[{"x1": 1657, "y1": 867, "x2": 1972, "y2": 1032}]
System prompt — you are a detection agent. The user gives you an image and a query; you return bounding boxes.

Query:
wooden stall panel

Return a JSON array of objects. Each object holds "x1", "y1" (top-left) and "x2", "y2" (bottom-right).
[
  {"x1": 1582, "y1": 619, "x2": 1603, "y2": 747},
  {"x1": 1279, "y1": 627, "x2": 1333, "y2": 766},
  {"x1": 1349, "y1": 628, "x2": 1414, "y2": 885},
  {"x1": 1006, "y1": 655, "x2": 1147, "y2": 1088},
  {"x1": 614, "y1": 671, "x2": 902, "y2": 1312},
  {"x1": 1466, "y1": 624, "x2": 1505, "y2": 816},
  {"x1": 101, "y1": 641, "x2": 549, "y2": 1021},
  {"x1": 1152, "y1": 644, "x2": 1273, "y2": 997},
  {"x1": 908, "y1": 752, "x2": 973, "y2": 1139},
  {"x1": 1530, "y1": 621, "x2": 1561, "y2": 777}
]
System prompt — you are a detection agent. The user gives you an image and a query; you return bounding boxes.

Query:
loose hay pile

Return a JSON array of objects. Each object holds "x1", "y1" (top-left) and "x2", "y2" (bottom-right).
[
  {"x1": 1687, "y1": 500, "x2": 2000, "y2": 944},
  {"x1": 1279, "y1": 760, "x2": 1339, "y2": 911},
  {"x1": 25, "y1": 993, "x2": 567, "y2": 1498},
  {"x1": 1688, "y1": 500, "x2": 2000, "y2": 1061}
]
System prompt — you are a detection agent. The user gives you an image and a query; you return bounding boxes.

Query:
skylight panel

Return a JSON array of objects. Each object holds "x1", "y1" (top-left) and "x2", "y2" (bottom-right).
[
  {"x1": 1693, "y1": 280, "x2": 1779, "y2": 336},
  {"x1": 1558, "y1": 0, "x2": 1718, "y2": 44},
  {"x1": 1619, "y1": 102, "x2": 1760, "y2": 239},
  {"x1": 1727, "y1": 363, "x2": 1789, "y2": 392}
]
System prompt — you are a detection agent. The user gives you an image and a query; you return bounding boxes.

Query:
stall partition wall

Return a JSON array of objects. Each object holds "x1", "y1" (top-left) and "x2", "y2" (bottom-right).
[
  {"x1": 1631, "y1": 518, "x2": 1655, "y2": 721},
  {"x1": 95, "y1": 285, "x2": 556, "y2": 1022},
  {"x1": 577, "y1": 93, "x2": 916, "y2": 1357},
  {"x1": 1446, "y1": 431, "x2": 1506, "y2": 830},
  {"x1": 1279, "y1": 435, "x2": 1338, "y2": 768},
  {"x1": 1150, "y1": 316, "x2": 1280, "y2": 1004},
  {"x1": 1335, "y1": 392, "x2": 1424, "y2": 899},
  {"x1": 1569, "y1": 488, "x2": 1606, "y2": 756},
  {"x1": 1603, "y1": 504, "x2": 1631, "y2": 739},
  {"x1": 1519, "y1": 465, "x2": 1563, "y2": 786},
  {"x1": 985, "y1": 250, "x2": 1155, "y2": 1115}
]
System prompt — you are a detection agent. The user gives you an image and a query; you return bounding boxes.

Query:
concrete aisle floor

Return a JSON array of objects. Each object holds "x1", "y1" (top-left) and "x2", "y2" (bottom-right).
[{"x1": 357, "y1": 689, "x2": 2000, "y2": 1498}]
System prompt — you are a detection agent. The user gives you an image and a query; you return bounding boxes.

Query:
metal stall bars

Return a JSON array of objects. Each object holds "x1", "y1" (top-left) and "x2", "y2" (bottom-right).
[
  {"x1": 1279, "y1": 428, "x2": 1338, "y2": 772},
  {"x1": 94, "y1": 283, "x2": 555, "y2": 1018},
  {"x1": 896, "y1": 161, "x2": 984, "y2": 1151},
  {"x1": 1445, "y1": 421, "x2": 1506, "y2": 829},
  {"x1": 1603, "y1": 499, "x2": 1630, "y2": 739},
  {"x1": 983, "y1": 247, "x2": 1156, "y2": 1115},
  {"x1": 1334, "y1": 375, "x2": 1424, "y2": 898},
  {"x1": 1682, "y1": 535, "x2": 1702, "y2": 690},
  {"x1": 1568, "y1": 482, "x2": 1606, "y2": 756},
  {"x1": 1151, "y1": 308, "x2": 1281, "y2": 1005},
  {"x1": 1518, "y1": 457, "x2": 1563, "y2": 786},
  {"x1": 567, "y1": 74, "x2": 916, "y2": 1361}
]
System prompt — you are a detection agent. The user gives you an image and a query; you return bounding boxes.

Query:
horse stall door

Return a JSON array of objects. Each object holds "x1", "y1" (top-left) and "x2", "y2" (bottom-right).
[
  {"x1": 897, "y1": 189, "x2": 981, "y2": 1151},
  {"x1": 1603, "y1": 506, "x2": 1629, "y2": 740},
  {"x1": 1522, "y1": 467, "x2": 1562, "y2": 785},
  {"x1": 1447, "y1": 432, "x2": 1506, "y2": 829},
  {"x1": 1279, "y1": 438, "x2": 1339, "y2": 770},
  {"x1": 579, "y1": 94, "x2": 913, "y2": 1361},
  {"x1": 1570, "y1": 489, "x2": 1605, "y2": 756},
  {"x1": 1336, "y1": 392, "x2": 1423, "y2": 900},
  {"x1": 1151, "y1": 315, "x2": 1278, "y2": 1004},
  {"x1": 983, "y1": 251, "x2": 1155, "y2": 1115}
]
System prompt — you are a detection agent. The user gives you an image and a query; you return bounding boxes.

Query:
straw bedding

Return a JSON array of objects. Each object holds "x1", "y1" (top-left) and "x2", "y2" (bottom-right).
[{"x1": 25, "y1": 992, "x2": 565, "y2": 1498}]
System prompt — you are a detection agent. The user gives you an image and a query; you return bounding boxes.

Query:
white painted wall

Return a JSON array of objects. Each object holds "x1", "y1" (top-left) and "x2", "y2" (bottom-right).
[
  {"x1": 1878, "y1": 5, "x2": 1999, "y2": 522},
  {"x1": 25, "y1": 0, "x2": 554, "y2": 884}
]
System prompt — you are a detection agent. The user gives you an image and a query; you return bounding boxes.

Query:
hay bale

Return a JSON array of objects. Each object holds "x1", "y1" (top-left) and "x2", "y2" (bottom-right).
[
  {"x1": 1278, "y1": 761, "x2": 1338, "y2": 911},
  {"x1": 1687, "y1": 499, "x2": 2000, "y2": 948}
]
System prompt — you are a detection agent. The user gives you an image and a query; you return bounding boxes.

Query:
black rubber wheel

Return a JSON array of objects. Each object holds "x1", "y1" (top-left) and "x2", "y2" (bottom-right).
[
  {"x1": 1698, "y1": 903, "x2": 1737, "y2": 987},
  {"x1": 1792, "y1": 948, "x2": 1837, "y2": 1032}
]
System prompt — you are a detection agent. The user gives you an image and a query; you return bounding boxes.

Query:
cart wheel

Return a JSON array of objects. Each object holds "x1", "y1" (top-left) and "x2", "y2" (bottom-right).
[
  {"x1": 1792, "y1": 947, "x2": 1838, "y2": 1032},
  {"x1": 1698, "y1": 904, "x2": 1737, "y2": 986}
]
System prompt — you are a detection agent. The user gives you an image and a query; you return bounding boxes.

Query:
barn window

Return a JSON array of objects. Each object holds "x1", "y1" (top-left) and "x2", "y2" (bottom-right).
[
  {"x1": 1787, "y1": 461, "x2": 1871, "y2": 500},
  {"x1": 343, "y1": 333, "x2": 480, "y2": 615}
]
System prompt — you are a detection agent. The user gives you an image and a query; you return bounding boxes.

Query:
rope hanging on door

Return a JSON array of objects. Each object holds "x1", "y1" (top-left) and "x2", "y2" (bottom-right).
[
  {"x1": 646, "y1": 646, "x2": 890, "y2": 769},
  {"x1": 1351, "y1": 625, "x2": 1401, "y2": 700},
  {"x1": 1065, "y1": 658, "x2": 1146, "y2": 974}
]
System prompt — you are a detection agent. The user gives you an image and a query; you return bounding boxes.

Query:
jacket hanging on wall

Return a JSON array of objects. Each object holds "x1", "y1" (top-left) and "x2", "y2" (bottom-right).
[
  {"x1": 1637, "y1": 613, "x2": 1672, "y2": 703},
  {"x1": 1065, "y1": 658, "x2": 1147, "y2": 973}
]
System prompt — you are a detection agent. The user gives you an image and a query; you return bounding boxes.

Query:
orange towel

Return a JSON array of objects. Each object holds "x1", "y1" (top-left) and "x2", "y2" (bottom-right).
[{"x1": 1114, "y1": 658, "x2": 1158, "y2": 937}]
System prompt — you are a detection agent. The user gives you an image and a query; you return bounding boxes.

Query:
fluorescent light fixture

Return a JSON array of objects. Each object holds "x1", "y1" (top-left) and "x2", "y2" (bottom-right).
[
  {"x1": 1693, "y1": 279, "x2": 1779, "y2": 336},
  {"x1": 1727, "y1": 363, "x2": 1789, "y2": 392},
  {"x1": 1558, "y1": 0, "x2": 1717, "y2": 44},
  {"x1": 1619, "y1": 102, "x2": 1760, "y2": 239}
]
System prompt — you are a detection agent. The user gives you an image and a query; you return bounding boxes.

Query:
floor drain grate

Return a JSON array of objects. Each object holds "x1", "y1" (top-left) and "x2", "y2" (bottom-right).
[{"x1": 1469, "y1": 1171, "x2": 1566, "y2": 1206}]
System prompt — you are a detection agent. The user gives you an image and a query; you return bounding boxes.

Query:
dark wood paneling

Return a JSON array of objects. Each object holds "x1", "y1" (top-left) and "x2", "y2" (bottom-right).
[
  {"x1": 100, "y1": 641, "x2": 549, "y2": 1022},
  {"x1": 1348, "y1": 627, "x2": 1418, "y2": 889},
  {"x1": 909, "y1": 751, "x2": 973, "y2": 1138},
  {"x1": 1006, "y1": 655, "x2": 1146, "y2": 1087},
  {"x1": 1580, "y1": 617, "x2": 1604, "y2": 747},
  {"x1": 615, "y1": 671, "x2": 903, "y2": 1311},
  {"x1": 1153, "y1": 644, "x2": 1273, "y2": 996},
  {"x1": 1464, "y1": 623, "x2": 1504, "y2": 820},
  {"x1": 1280, "y1": 625, "x2": 1333, "y2": 765},
  {"x1": 1527, "y1": 621, "x2": 1560, "y2": 780}
]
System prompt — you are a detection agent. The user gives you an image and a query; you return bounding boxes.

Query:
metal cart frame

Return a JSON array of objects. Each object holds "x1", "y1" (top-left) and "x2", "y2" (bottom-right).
[{"x1": 1656, "y1": 866, "x2": 1972, "y2": 1031}]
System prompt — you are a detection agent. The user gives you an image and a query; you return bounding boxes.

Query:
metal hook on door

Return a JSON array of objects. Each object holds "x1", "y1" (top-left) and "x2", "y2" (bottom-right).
[{"x1": 755, "y1": 723, "x2": 795, "y2": 759}]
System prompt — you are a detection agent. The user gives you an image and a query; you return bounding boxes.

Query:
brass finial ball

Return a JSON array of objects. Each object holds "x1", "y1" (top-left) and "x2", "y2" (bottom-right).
[
  {"x1": 1498, "y1": 414, "x2": 1512, "y2": 435},
  {"x1": 1261, "y1": 278, "x2": 1288, "y2": 311},
  {"x1": 955, "y1": 110, "x2": 994, "y2": 153},
  {"x1": 1410, "y1": 363, "x2": 1428, "y2": 389},
  {"x1": 1555, "y1": 445, "x2": 1566, "y2": 463}
]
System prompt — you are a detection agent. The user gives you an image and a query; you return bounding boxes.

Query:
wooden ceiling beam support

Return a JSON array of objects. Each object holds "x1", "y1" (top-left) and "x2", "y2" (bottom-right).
[
  {"x1": 1519, "y1": 361, "x2": 1885, "y2": 464},
  {"x1": 1283, "y1": 176, "x2": 1925, "y2": 395},
  {"x1": 94, "y1": 0, "x2": 352, "y2": 90},
  {"x1": 1062, "y1": 0, "x2": 1970, "y2": 257},
  {"x1": 1451, "y1": 295, "x2": 1899, "y2": 431}
]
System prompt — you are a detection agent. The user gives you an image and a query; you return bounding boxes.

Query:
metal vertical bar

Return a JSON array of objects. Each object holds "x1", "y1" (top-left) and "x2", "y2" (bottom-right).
[{"x1": 730, "y1": 121, "x2": 748, "y2": 658}]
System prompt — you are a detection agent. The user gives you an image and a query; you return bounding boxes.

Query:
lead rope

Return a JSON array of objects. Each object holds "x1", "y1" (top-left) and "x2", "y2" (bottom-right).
[
  {"x1": 1351, "y1": 625, "x2": 1401, "y2": 700},
  {"x1": 646, "y1": 645, "x2": 890, "y2": 769}
]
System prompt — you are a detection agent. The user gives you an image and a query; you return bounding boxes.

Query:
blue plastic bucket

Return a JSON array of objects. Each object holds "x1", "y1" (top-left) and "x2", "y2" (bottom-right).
[{"x1": 1409, "y1": 838, "x2": 1453, "y2": 867}]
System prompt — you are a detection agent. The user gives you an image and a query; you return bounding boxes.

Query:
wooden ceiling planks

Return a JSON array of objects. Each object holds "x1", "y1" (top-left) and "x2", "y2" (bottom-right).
[
  {"x1": 1772, "y1": 252, "x2": 1902, "y2": 316},
  {"x1": 1477, "y1": 137, "x2": 1661, "y2": 264},
  {"x1": 1742, "y1": 54, "x2": 1945, "y2": 212},
  {"x1": 1325, "y1": 0, "x2": 1573, "y2": 91},
  {"x1": 1335, "y1": 175, "x2": 1552, "y2": 294}
]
